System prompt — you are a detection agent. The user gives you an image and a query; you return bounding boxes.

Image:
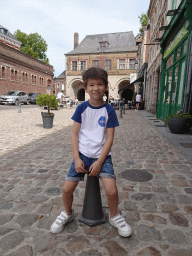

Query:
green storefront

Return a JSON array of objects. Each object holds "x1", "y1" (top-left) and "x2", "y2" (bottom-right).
[{"x1": 156, "y1": 0, "x2": 192, "y2": 120}]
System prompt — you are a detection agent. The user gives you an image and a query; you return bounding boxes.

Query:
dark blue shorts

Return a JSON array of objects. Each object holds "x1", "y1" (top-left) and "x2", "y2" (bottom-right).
[{"x1": 65, "y1": 152, "x2": 116, "y2": 181}]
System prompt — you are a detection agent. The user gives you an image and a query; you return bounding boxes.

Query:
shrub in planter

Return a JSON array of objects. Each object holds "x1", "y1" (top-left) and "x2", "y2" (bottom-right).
[
  {"x1": 36, "y1": 94, "x2": 59, "y2": 128},
  {"x1": 165, "y1": 112, "x2": 192, "y2": 134}
]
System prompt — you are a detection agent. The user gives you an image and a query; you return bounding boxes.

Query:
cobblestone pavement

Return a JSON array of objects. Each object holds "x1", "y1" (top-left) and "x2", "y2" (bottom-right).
[{"x1": 0, "y1": 106, "x2": 192, "y2": 256}]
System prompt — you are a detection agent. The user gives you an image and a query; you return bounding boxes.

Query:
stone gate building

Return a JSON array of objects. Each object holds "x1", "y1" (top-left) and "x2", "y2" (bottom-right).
[{"x1": 65, "y1": 32, "x2": 138, "y2": 102}]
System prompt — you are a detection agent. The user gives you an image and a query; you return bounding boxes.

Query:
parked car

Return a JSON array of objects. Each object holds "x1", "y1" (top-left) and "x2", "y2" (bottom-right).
[
  {"x1": 27, "y1": 93, "x2": 40, "y2": 104},
  {"x1": 0, "y1": 91, "x2": 29, "y2": 105}
]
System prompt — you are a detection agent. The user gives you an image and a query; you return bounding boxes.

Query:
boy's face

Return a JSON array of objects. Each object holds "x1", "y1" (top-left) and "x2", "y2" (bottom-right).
[{"x1": 85, "y1": 78, "x2": 107, "y2": 101}]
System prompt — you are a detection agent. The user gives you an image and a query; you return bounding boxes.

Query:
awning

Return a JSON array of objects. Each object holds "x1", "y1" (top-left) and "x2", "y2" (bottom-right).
[{"x1": 118, "y1": 75, "x2": 144, "y2": 93}]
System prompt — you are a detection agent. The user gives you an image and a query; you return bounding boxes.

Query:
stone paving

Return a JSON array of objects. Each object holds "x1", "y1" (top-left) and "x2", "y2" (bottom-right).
[{"x1": 0, "y1": 106, "x2": 192, "y2": 256}]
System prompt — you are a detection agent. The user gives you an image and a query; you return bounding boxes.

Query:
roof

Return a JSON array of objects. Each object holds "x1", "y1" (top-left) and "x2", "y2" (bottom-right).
[
  {"x1": 0, "y1": 25, "x2": 21, "y2": 44},
  {"x1": 56, "y1": 70, "x2": 66, "y2": 79},
  {"x1": 66, "y1": 31, "x2": 137, "y2": 55}
]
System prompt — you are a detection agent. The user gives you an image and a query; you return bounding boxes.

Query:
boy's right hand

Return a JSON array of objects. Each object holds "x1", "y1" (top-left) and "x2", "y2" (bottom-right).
[{"x1": 75, "y1": 158, "x2": 86, "y2": 173}]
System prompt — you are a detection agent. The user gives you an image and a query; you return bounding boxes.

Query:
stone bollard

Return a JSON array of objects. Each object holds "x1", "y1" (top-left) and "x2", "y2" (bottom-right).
[
  {"x1": 18, "y1": 103, "x2": 22, "y2": 113},
  {"x1": 79, "y1": 173, "x2": 105, "y2": 227},
  {"x1": 120, "y1": 109, "x2": 123, "y2": 118}
]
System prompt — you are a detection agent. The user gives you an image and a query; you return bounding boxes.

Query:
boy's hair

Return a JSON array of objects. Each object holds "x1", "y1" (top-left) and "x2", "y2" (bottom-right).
[{"x1": 82, "y1": 67, "x2": 108, "y2": 87}]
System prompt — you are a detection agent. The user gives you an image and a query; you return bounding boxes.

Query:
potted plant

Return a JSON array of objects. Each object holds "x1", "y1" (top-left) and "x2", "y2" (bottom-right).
[
  {"x1": 36, "y1": 94, "x2": 58, "y2": 128},
  {"x1": 165, "y1": 111, "x2": 192, "y2": 134}
]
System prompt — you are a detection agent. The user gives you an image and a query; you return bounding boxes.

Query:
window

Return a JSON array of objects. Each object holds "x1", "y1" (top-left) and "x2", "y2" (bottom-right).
[
  {"x1": 119, "y1": 59, "x2": 125, "y2": 69},
  {"x1": 166, "y1": 55, "x2": 174, "y2": 69},
  {"x1": 57, "y1": 82, "x2": 60, "y2": 88},
  {"x1": 129, "y1": 59, "x2": 136, "y2": 69},
  {"x1": 81, "y1": 61, "x2": 86, "y2": 70},
  {"x1": 72, "y1": 61, "x2": 77, "y2": 71},
  {"x1": 15, "y1": 71, "x2": 17, "y2": 81},
  {"x1": 178, "y1": 61, "x2": 186, "y2": 104},
  {"x1": 2, "y1": 67, "x2": 5, "y2": 78},
  {"x1": 183, "y1": 38, "x2": 188, "y2": 55},
  {"x1": 93, "y1": 60, "x2": 99, "y2": 68},
  {"x1": 26, "y1": 73, "x2": 28, "y2": 83},
  {"x1": 105, "y1": 60, "x2": 111, "y2": 70},
  {"x1": 11, "y1": 70, "x2": 14, "y2": 80},
  {"x1": 100, "y1": 42, "x2": 106, "y2": 51}
]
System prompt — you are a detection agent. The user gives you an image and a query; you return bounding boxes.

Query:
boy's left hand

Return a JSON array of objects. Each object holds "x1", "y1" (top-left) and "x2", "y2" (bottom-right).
[{"x1": 89, "y1": 160, "x2": 102, "y2": 176}]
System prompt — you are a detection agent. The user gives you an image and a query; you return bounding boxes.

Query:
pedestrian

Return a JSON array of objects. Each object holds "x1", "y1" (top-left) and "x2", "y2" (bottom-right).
[
  {"x1": 50, "y1": 67, "x2": 132, "y2": 237},
  {"x1": 135, "y1": 91, "x2": 142, "y2": 111}
]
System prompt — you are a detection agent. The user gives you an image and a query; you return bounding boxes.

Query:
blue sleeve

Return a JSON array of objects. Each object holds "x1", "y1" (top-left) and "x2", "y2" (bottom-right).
[
  {"x1": 71, "y1": 102, "x2": 87, "y2": 123},
  {"x1": 107, "y1": 106, "x2": 119, "y2": 128}
]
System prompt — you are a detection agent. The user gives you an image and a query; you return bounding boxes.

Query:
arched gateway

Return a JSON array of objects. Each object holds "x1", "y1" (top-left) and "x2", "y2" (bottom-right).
[
  {"x1": 70, "y1": 79, "x2": 85, "y2": 101},
  {"x1": 118, "y1": 79, "x2": 134, "y2": 103}
]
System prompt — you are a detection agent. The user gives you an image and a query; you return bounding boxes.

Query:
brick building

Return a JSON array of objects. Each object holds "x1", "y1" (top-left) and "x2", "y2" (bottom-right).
[
  {"x1": 65, "y1": 32, "x2": 138, "y2": 102},
  {"x1": 0, "y1": 25, "x2": 54, "y2": 96},
  {"x1": 145, "y1": 0, "x2": 167, "y2": 114},
  {"x1": 54, "y1": 70, "x2": 66, "y2": 96}
]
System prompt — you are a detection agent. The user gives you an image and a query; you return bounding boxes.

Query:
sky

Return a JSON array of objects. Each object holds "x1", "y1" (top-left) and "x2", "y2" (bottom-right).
[{"x1": 1, "y1": 0, "x2": 150, "y2": 77}]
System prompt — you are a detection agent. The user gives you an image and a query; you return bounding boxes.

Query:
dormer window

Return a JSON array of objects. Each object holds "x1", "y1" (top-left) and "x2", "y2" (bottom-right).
[{"x1": 99, "y1": 41, "x2": 109, "y2": 52}]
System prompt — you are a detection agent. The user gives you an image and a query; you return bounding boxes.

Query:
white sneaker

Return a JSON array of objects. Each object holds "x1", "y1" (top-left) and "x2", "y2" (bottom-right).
[
  {"x1": 109, "y1": 214, "x2": 132, "y2": 237},
  {"x1": 50, "y1": 210, "x2": 74, "y2": 234}
]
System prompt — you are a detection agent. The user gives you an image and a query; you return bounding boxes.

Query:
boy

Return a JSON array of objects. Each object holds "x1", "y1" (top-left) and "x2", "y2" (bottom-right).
[{"x1": 50, "y1": 67, "x2": 132, "y2": 237}]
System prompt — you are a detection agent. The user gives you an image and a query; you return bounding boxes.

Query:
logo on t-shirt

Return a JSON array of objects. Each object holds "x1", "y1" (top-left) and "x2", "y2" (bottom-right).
[{"x1": 98, "y1": 116, "x2": 106, "y2": 127}]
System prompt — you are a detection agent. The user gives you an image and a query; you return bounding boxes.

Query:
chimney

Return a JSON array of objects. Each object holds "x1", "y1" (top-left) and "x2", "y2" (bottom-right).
[{"x1": 74, "y1": 32, "x2": 79, "y2": 49}]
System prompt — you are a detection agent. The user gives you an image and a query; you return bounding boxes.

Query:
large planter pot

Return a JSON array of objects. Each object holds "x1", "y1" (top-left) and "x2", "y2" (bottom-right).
[
  {"x1": 168, "y1": 117, "x2": 189, "y2": 134},
  {"x1": 41, "y1": 112, "x2": 54, "y2": 128},
  {"x1": 187, "y1": 118, "x2": 192, "y2": 127}
]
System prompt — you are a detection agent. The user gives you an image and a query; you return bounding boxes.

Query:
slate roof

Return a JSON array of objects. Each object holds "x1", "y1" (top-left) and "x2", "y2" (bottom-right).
[
  {"x1": 66, "y1": 31, "x2": 137, "y2": 55},
  {"x1": 0, "y1": 25, "x2": 21, "y2": 44},
  {"x1": 56, "y1": 70, "x2": 66, "y2": 79}
]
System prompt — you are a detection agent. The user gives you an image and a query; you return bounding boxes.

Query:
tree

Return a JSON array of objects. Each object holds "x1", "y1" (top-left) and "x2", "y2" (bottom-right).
[
  {"x1": 135, "y1": 13, "x2": 149, "y2": 40},
  {"x1": 14, "y1": 30, "x2": 49, "y2": 64}
]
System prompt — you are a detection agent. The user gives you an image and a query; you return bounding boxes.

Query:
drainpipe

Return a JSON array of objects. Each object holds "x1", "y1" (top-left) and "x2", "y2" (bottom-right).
[{"x1": 183, "y1": 25, "x2": 192, "y2": 114}]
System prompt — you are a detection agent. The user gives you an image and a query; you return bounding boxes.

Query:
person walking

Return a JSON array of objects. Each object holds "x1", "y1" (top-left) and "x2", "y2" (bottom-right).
[{"x1": 135, "y1": 92, "x2": 142, "y2": 111}]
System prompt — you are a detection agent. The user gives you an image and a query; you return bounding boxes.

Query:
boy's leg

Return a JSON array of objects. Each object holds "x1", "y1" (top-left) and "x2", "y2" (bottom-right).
[
  {"x1": 100, "y1": 177, "x2": 118, "y2": 218},
  {"x1": 50, "y1": 180, "x2": 78, "y2": 234},
  {"x1": 62, "y1": 180, "x2": 78, "y2": 215},
  {"x1": 101, "y1": 177, "x2": 132, "y2": 237}
]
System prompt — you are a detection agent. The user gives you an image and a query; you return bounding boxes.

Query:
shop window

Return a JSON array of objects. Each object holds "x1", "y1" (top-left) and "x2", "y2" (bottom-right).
[
  {"x1": 93, "y1": 60, "x2": 99, "y2": 68},
  {"x1": 166, "y1": 55, "x2": 174, "y2": 69},
  {"x1": 172, "y1": 65, "x2": 179, "y2": 103},
  {"x1": 81, "y1": 61, "x2": 86, "y2": 70},
  {"x1": 163, "y1": 75, "x2": 167, "y2": 103},
  {"x1": 105, "y1": 60, "x2": 111, "y2": 70},
  {"x1": 2, "y1": 67, "x2": 5, "y2": 78},
  {"x1": 166, "y1": 70, "x2": 172, "y2": 103},
  {"x1": 178, "y1": 61, "x2": 186, "y2": 105},
  {"x1": 183, "y1": 39, "x2": 188, "y2": 55},
  {"x1": 176, "y1": 47, "x2": 181, "y2": 61},
  {"x1": 129, "y1": 59, "x2": 136, "y2": 69},
  {"x1": 119, "y1": 59, "x2": 125, "y2": 69},
  {"x1": 72, "y1": 61, "x2": 77, "y2": 71}
]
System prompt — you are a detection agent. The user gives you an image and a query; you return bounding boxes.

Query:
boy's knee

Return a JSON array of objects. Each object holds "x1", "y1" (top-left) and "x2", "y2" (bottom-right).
[
  {"x1": 106, "y1": 188, "x2": 118, "y2": 198},
  {"x1": 62, "y1": 185, "x2": 74, "y2": 196}
]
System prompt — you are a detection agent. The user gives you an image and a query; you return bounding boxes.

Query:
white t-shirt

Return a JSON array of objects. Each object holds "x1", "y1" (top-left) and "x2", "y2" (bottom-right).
[
  {"x1": 72, "y1": 101, "x2": 119, "y2": 158},
  {"x1": 136, "y1": 94, "x2": 141, "y2": 102}
]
